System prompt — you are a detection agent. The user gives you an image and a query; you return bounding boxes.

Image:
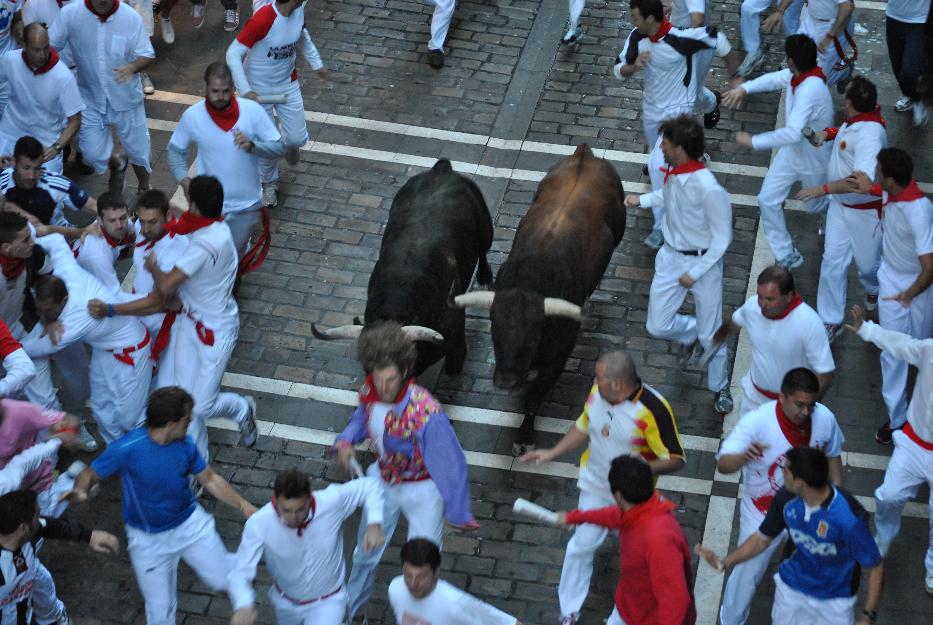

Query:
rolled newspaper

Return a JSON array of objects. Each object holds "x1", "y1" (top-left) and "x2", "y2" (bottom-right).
[
  {"x1": 349, "y1": 458, "x2": 365, "y2": 479},
  {"x1": 512, "y1": 497, "x2": 559, "y2": 525},
  {"x1": 256, "y1": 94, "x2": 288, "y2": 104}
]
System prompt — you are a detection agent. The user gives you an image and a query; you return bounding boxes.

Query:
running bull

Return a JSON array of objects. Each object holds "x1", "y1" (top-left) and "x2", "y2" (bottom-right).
[
  {"x1": 454, "y1": 144, "x2": 626, "y2": 454},
  {"x1": 311, "y1": 159, "x2": 493, "y2": 376}
]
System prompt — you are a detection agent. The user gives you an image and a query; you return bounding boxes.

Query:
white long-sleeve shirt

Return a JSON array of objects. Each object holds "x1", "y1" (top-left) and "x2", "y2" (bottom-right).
[
  {"x1": 638, "y1": 165, "x2": 733, "y2": 280},
  {"x1": 858, "y1": 321, "x2": 933, "y2": 442},
  {"x1": 0, "y1": 439, "x2": 61, "y2": 494},
  {"x1": 742, "y1": 68, "x2": 834, "y2": 164},
  {"x1": 228, "y1": 477, "x2": 385, "y2": 609}
]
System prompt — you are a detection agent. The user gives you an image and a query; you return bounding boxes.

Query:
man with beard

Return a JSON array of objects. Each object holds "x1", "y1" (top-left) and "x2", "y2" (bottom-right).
[{"x1": 70, "y1": 192, "x2": 134, "y2": 294}]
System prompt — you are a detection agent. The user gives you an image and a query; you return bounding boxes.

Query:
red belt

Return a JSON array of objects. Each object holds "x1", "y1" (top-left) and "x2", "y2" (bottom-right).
[
  {"x1": 903, "y1": 423, "x2": 933, "y2": 451},
  {"x1": 111, "y1": 330, "x2": 151, "y2": 366},
  {"x1": 185, "y1": 310, "x2": 215, "y2": 347},
  {"x1": 842, "y1": 198, "x2": 883, "y2": 220},
  {"x1": 274, "y1": 583, "x2": 342, "y2": 606},
  {"x1": 753, "y1": 381, "x2": 779, "y2": 400}
]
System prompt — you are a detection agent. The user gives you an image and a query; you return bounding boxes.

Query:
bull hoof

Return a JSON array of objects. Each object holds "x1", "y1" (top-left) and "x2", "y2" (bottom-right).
[{"x1": 512, "y1": 441, "x2": 535, "y2": 457}]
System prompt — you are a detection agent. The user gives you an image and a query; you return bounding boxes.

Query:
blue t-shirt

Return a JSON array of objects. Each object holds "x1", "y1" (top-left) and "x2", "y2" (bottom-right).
[
  {"x1": 91, "y1": 427, "x2": 206, "y2": 533},
  {"x1": 759, "y1": 485, "x2": 881, "y2": 599}
]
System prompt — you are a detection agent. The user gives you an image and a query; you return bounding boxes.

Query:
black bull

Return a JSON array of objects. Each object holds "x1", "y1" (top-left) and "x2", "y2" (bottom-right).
[
  {"x1": 455, "y1": 144, "x2": 626, "y2": 453},
  {"x1": 311, "y1": 159, "x2": 494, "y2": 375}
]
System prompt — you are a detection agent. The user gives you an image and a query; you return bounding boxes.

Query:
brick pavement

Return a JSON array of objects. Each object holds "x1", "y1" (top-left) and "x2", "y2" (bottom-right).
[{"x1": 37, "y1": 0, "x2": 933, "y2": 624}]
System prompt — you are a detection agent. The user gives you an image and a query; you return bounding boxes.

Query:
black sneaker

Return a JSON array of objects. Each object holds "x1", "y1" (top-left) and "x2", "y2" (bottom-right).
[
  {"x1": 875, "y1": 421, "x2": 897, "y2": 445},
  {"x1": 704, "y1": 90, "x2": 722, "y2": 129},
  {"x1": 427, "y1": 49, "x2": 444, "y2": 69}
]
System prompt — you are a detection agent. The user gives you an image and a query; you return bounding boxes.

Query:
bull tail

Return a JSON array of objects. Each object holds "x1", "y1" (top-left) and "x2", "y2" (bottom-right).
[
  {"x1": 573, "y1": 144, "x2": 593, "y2": 160},
  {"x1": 432, "y1": 159, "x2": 454, "y2": 173},
  {"x1": 476, "y1": 255, "x2": 493, "y2": 287}
]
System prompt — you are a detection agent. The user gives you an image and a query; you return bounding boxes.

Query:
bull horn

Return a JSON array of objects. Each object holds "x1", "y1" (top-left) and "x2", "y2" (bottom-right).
[
  {"x1": 453, "y1": 291, "x2": 495, "y2": 310},
  {"x1": 310, "y1": 323, "x2": 363, "y2": 340},
  {"x1": 401, "y1": 326, "x2": 445, "y2": 344},
  {"x1": 543, "y1": 298, "x2": 583, "y2": 321}
]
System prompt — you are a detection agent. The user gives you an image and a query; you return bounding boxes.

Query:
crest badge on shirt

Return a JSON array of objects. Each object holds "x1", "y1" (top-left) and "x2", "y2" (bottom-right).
[
  {"x1": 817, "y1": 520, "x2": 829, "y2": 538},
  {"x1": 601, "y1": 424, "x2": 610, "y2": 438}
]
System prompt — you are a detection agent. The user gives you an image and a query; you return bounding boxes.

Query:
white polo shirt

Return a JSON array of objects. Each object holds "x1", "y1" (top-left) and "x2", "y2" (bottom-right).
[
  {"x1": 388, "y1": 578, "x2": 518, "y2": 625},
  {"x1": 718, "y1": 400, "x2": 844, "y2": 519},
  {"x1": 48, "y1": 1, "x2": 153, "y2": 112},
  {"x1": 880, "y1": 186, "x2": 933, "y2": 276},
  {"x1": 174, "y1": 221, "x2": 239, "y2": 334},
  {"x1": 169, "y1": 98, "x2": 281, "y2": 214},
  {"x1": 732, "y1": 296, "x2": 835, "y2": 395},
  {"x1": 826, "y1": 115, "x2": 887, "y2": 208},
  {"x1": 71, "y1": 231, "x2": 131, "y2": 295},
  {"x1": 131, "y1": 220, "x2": 189, "y2": 296},
  {"x1": 887, "y1": 0, "x2": 931, "y2": 23},
  {"x1": 0, "y1": 50, "x2": 84, "y2": 146}
]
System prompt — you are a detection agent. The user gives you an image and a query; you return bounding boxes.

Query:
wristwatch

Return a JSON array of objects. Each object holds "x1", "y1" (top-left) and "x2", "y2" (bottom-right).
[{"x1": 52, "y1": 143, "x2": 63, "y2": 154}]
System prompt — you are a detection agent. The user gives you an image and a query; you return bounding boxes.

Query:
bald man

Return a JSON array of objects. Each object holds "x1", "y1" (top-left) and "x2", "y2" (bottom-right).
[
  {"x1": 519, "y1": 350, "x2": 686, "y2": 625},
  {"x1": 0, "y1": 22, "x2": 84, "y2": 174}
]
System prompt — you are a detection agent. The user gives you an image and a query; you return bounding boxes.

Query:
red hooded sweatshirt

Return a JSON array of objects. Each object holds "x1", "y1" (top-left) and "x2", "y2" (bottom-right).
[{"x1": 566, "y1": 493, "x2": 696, "y2": 625}]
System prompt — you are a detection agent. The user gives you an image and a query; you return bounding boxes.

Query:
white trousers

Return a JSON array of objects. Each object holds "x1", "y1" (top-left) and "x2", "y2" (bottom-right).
[
  {"x1": 647, "y1": 245, "x2": 728, "y2": 391},
  {"x1": 874, "y1": 430, "x2": 933, "y2": 576},
  {"x1": 799, "y1": 10, "x2": 851, "y2": 86},
  {"x1": 740, "y1": 0, "x2": 803, "y2": 54},
  {"x1": 13, "y1": 320, "x2": 91, "y2": 415},
  {"x1": 757, "y1": 147, "x2": 828, "y2": 262},
  {"x1": 428, "y1": 0, "x2": 456, "y2": 51},
  {"x1": 646, "y1": 137, "x2": 666, "y2": 232},
  {"x1": 225, "y1": 205, "x2": 263, "y2": 257},
  {"x1": 126, "y1": 505, "x2": 233, "y2": 625},
  {"x1": 877, "y1": 262, "x2": 933, "y2": 427},
  {"x1": 720, "y1": 503, "x2": 787, "y2": 625},
  {"x1": 269, "y1": 585, "x2": 347, "y2": 625},
  {"x1": 771, "y1": 573, "x2": 856, "y2": 625},
  {"x1": 166, "y1": 315, "x2": 249, "y2": 463},
  {"x1": 79, "y1": 102, "x2": 152, "y2": 174},
  {"x1": 568, "y1": 0, "x2": 585, "y2": 31},
  {"x1": 125, "y1": 0, "x2": 156, "y2": 36},
  {"x1": 90, "y1": 343, "x2": 151, "y2": 444},
  {"x1": 558, "y1": 491, "x2": 616, "y2": 619},
  {"x1": 259, "y1": 81, "x2": 309, "y2": 185},
  {"x1": 817, "y1": 200, "x2": 881, "y2": 326},
  {"x1": 607, "y1": 607, "x2": 630, "y2": 625},
  {"x1": 694, "y1": 49, "x2": 717, "y2": 115},
  {"x1": 345, "y1": 463, "x2": 445, "y2": 621}
]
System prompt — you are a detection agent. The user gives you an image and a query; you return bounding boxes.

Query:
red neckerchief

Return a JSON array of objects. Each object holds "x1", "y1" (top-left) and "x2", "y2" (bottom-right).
[
  {"x1": 660, "y1": 159, "x2": 705, "y2": 184},
  {"x1": 846, "y1": 105, "x2": 886, "y2": 128},
  {"x1": 0, "y1": 255, "x2": 25, "y2": 281},
  {"x1": 23, "y1": 48, "x2": 59, "y2": 75},
  {"x1": 649, "y1": 19, "x2": 673, "y2": 43},
  {"x1": 776, "y1": 401, "x2": 811, "y2": 448},
  {"x1": 164, "y1": 212, "x2": 223, "y2": 236},
  {"x1": 102, "y1": 227, "x2": 132, "y2": 248},
  {"x1": 886, "y1": 179, "x2": 926, "y2": 204},
  {"x1": 618, "y1": 492, "x2": 676, "y2": 529},
  {"x1": 84, "y1": 0, "x2": 119, "y2": 21},
  {"x1": 358, "y1": 374, "x2": 415, "y2": 406},
  {"x1": 57, "y1": 0, "x2": 64, "y2": 6},
  {"x1": 136, "y1": 228, "x2": 170, "y2": 252},
  {"x1": 765, "y1": 293, "x2": 803, "y2": 320},
  {"x1": 206, "y1": 96, "x2": 240, "y2": 132},
  {"x1": 271, "y1": 496, "x2": 316, "y2": 537},
  {"x1": 790, "y1": 67, "x2": 826, "y2": 93}
]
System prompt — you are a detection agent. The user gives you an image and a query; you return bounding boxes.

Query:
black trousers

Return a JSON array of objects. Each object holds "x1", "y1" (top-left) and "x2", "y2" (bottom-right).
[{"x1": 886, "y1": 16, "x2": 926, "y2": 100}]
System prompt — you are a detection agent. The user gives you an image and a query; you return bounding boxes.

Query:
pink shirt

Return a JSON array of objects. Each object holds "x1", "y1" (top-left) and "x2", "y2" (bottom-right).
[{"x1": 0, "y1": 399, "x2": 65, "y2": 492}]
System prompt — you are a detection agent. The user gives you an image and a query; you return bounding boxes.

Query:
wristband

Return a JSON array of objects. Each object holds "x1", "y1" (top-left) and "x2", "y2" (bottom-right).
[
  {"x1": 106, "y1": 303, "x2": 115, "y2": 318},
  {"x1": 861, "y1": 609, "x2": 877, "y2": 623},
  {"x1": 822, "y1": 184, "x2": 830, "y2": 196}
]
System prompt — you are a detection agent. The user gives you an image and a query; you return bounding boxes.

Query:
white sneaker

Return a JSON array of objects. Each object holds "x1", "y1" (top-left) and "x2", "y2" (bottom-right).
[
  {"x1": 895, "y1": 96, "x2": 914, "y2": 112},
  {"x1": 239, "y1": 396, "x2": 259, "y2": 447},
  {"x1": 77, "y1": 425, "x2": 98, "y2": 452},
  {"x1": 65, "y1": 460, "x2": 87, "y2": 479},
  {"x1": 912, "y1": 100, "x2": 928, "y2": 126},
  {"x1": 736, "y1": 48, "x2": 764, "y2": 77},
  {"x1": 161, "y1": 15, "x2": 175, "y2": 44},
  {"x1": 261, "y1": 184, "x2": 278, "y2": 207},
  {"x1": 141, "y1": 72, "x2": 155, "y2": 95},
  {"x1": 778, "y1": 250, "x2": 804, "y2": 270}
]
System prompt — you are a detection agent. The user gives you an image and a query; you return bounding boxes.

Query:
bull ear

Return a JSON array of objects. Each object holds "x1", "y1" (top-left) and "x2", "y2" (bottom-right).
[
  {"x1": 452, "y1": 291, "x2": 495, "y2": 310},
  {"x1": 310, "y1": 323, "x2": 364, "y2": 341},
  {"x1": 543, "y1": 298, "x2": 582, "y2": 321},
  {"x1": 401, "y1": 326, "x2": 445, "y2": 344}
]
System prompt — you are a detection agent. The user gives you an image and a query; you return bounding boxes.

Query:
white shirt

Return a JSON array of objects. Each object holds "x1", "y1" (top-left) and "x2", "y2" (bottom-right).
[
  {"x1": 71, "y1": 232, "x2": 130, "y2": 295},
  {"x1": 226, "y1": 1, "x2": 323, "y2": 94},
  {"x1": 886, "y1": 0, "x2": 931, "y2": 23},
  {"x1": 670, "y1": 0, "x2": 709, "y2": 28},
  {"x1": 880, "y1": 192, "x2": 933, "y2": 276},
  {"x1": 174, "y1": 222, "x2": 239, "y2": 333},
  {"x1": 0, "y1": 346, "x2": 35, "y2": 398},
  {"x1": 826, "y1": 117, "x2": 887, "y2": 208},
  {"x1": 368, "y1": 402, "x2": 391, "y2": 456},
  {"x1": 859, "y1": 321, "x2": 933, "y2": 442},
  {"x1": 49, "y1": 1, "x2": 154, "y2": 112},
  {"x1": 169, "y1": 99, "x2": 281, "y2": 214},
  {"x1": 719, "y1": 400, "x2": 844, "y2": 518},
  {"x1": 801, "y1": 0, "x2": 847, "y2": 21},
  {"x1": 743, "y1": 68, "x2": 834, "y2": 165},
  {"x1": 130, "y1": 220, "x2": 189, "y2": 297},
  {"x1": 0, "y1": 49, "x2": 84, "y2": 147},
  {"x1": 228, "y1": 478, "x2": 384, "y2": 608},
  {"x1": 0, "y1": 439, "x2": 60, "y2": 494},
  {"x1": 20, "y1": 234, "x2": 149, "y2": 356},
  {"x1": 388, "y1": 578, "x2": 518, "y2": 625},
  {"x1": 0, "y1": 0, "x2": 21, "y2": 57},
  {"x1": 615, "y1": 25, "x2": 730, "y2": 118},
  {"x1": 732, "y1": 296, "x2": 835, "y2": 394},
  {"x1": 639, "y1": 165, "x2": 732, "y2": 280}
]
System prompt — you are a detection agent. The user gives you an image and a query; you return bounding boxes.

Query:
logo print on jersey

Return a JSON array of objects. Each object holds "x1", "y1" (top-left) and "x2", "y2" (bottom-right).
[
  {"x1": 266, "y1": 42, "x2": 298, "y2": 60},
  {"x1": 817, "y1": 520, "x2": 829, "y2": 538},
  {"x1": 789, "y1": 528, "x2": 838, "y2": 556},
  {"x1": 0, "y1": 2, "x2": 13, "y2": 32}
]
